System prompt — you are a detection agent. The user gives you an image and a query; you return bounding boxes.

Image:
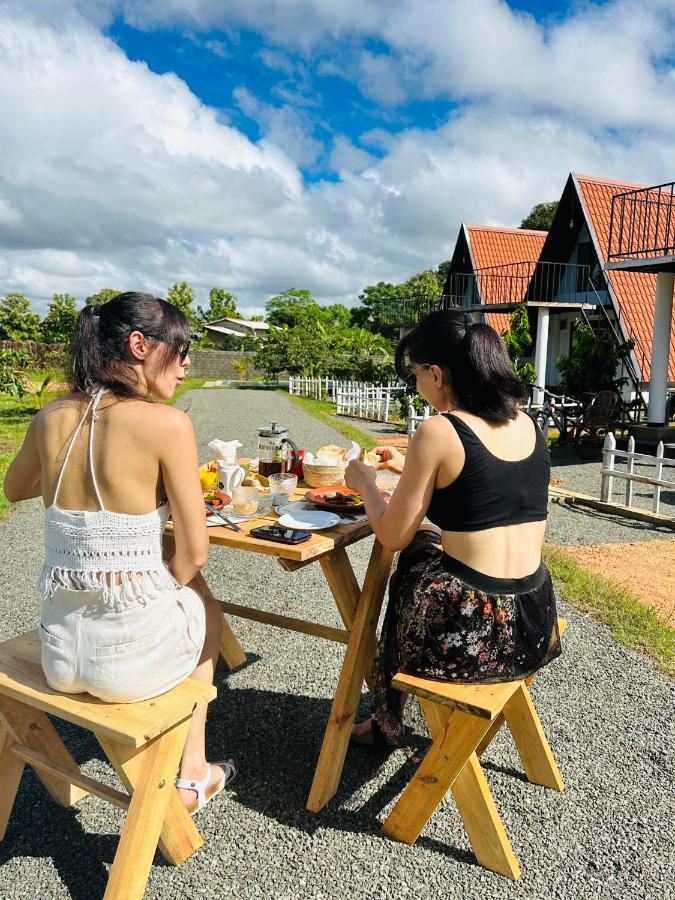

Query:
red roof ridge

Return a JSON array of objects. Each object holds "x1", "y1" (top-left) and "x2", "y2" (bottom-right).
[
  {"x1": 465, "y1": 224, "x2": 548, "y2": 236},
  {"x1": 574, "y1": 172, "x2": 648, "y2": 191}
]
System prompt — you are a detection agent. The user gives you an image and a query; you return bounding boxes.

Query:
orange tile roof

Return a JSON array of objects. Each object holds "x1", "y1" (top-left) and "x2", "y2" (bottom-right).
[
  {"x1": 465, "y1": 225, "x2": 547, "y2": 335},
  {"x1": 575, "y1": 173, "x2": 675, "y2": 382}
]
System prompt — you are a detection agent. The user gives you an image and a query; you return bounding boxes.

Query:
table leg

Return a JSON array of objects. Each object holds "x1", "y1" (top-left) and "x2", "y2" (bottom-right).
[
  {"x1": 320, "y1": 548, "x2": 375, "y2": 691},
  {"x1": 307, "y1": 540, "x2": 394, "y2": 812}
]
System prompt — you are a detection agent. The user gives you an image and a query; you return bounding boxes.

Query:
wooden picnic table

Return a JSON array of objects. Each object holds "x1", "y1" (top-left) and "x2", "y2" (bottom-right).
[{"x1": 164, "y1": 488, "x2": 395, "y2": 813}]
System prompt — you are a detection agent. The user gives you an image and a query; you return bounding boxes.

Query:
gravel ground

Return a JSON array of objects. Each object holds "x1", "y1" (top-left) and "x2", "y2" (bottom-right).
[{"x1": 0, "y1": 388, "x2": 673, "y2": 900}]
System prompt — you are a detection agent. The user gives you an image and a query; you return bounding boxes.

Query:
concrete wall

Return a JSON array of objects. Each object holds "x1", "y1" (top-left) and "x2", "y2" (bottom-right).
[{"x1": 189, "y1": 350, "x2": 268, "y2": 380}]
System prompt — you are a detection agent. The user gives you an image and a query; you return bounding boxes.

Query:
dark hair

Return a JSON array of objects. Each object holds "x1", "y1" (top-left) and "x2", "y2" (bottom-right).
[
  {"x1": 395, "y1": 309, "x2": 528, "y2": 423},
  {"x1": 68, "y1": 292, "x2": 191, "y2": 399}
]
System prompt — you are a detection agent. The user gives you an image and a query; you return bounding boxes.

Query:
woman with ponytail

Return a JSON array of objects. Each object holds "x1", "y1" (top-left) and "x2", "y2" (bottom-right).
[
  {"x1": 345, "y1": 309, "x2": 561, "y2": 749},
  {"x1": 4, "y1": 292, "x2": 236, "y2": 813}
]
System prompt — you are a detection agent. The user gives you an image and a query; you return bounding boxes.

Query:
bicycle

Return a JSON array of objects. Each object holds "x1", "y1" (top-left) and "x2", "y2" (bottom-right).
[{"x1": 531, "y1": 388, "x2": 583, "y2": 447}]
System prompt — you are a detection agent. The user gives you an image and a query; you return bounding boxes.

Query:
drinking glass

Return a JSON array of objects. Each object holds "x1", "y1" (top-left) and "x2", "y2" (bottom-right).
[
  {"x1": 268, "y1": 473, "x2": 298, "y2": 508},
  {"x1": 231, "y1": 485, "x2": 260, "y2": 517}
]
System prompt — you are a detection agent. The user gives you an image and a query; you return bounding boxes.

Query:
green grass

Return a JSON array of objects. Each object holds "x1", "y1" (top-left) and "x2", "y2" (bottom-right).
[
  {"x1": 0, "y1": 375, "x2": 207, "y2": 523},
  {"x1": 281, "y1": 390, "x2": 379, "y2": 450},
  {"x1": 544, "y1": 545, "x2": 675, "y2": 675}
]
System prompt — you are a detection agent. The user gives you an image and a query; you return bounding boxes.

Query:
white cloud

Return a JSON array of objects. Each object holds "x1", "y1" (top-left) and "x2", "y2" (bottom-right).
[{"x1": 2, "y1": 1, "x2": 675, "y2": 319}]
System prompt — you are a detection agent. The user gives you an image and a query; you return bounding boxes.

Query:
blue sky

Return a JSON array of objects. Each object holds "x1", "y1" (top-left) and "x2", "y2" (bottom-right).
[
  {"x1": 1, "y1": 0, "x2": 674, "y2": 314},
  {"x1": 107, "y1": 1, "x2": 578, "y2": 181}
]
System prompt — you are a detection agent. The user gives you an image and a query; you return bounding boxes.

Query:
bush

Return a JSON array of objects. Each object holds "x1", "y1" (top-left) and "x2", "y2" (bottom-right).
[{"x1": 0, "y1": 341, "x2": 66, "y2": 372}]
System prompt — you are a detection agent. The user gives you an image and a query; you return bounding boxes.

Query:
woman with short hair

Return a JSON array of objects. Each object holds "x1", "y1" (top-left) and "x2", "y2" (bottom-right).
[
  {"x1": 4, "y1": 292, "x2": 235, "y2": 812},
  {"x1": 346, "y1": 310, "x2": 561, "y2": 748}
]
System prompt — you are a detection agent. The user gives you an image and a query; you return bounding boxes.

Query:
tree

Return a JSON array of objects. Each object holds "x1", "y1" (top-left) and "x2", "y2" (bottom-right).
[
  {"x1": 556, "y1": 322, "x2": 633, "y2": 397},
  {"x1": 167, "y1": 281, "x2": 196, "y2": 323},
  {"x1": 435, "y1": 260, "x2": 451, "y2": 291},
  {"x1": 0, "y1": 348, "x2": 31, "y2": 397},
  {"x1": 265, "y1": 289, "x2": 317, "y2": 329},
  {"x1": 0, "y1": 293, "x2": 41, "y2": 342},
  {"x1": 520, "y1": 201, "x2": 559, "y2": 231},
  {"x1": 403, "y1": 270, "x2": 441, "y2": 315},
  {"x1": 197, "y1": 287, "x2": 239, "y2": 323},
  {"x1": 502, "y1": 305, "x2": 536, "y2": 386},
  {"x1": 350, "y1": 281, "x2": 403, "y2": 332},
  {"x1": 85, "y1": 288, "x2": 120, "y2": 305},
  {"x1": 41, "y1": 294, "x2": 78, "y2": 344}
]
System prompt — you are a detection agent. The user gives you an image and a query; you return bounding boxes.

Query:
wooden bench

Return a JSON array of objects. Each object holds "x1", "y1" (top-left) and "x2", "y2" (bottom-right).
[
  {"x1": 0, "y1": 630, "x2": 216, "y2": 900},
  {"x1": 382, "y1": 618, "x2": 568, "y2": 880}
]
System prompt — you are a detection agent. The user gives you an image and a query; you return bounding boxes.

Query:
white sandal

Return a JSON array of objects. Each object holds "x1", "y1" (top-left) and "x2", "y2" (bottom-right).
[{"x1": 176, "y1": 759, "x2": 237, "y2": 816}]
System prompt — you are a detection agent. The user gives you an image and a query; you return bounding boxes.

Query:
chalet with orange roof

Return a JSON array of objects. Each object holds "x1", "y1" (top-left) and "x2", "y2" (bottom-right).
[{"x1": 444, "y1": 225, "x2": 547, "y2": 333}]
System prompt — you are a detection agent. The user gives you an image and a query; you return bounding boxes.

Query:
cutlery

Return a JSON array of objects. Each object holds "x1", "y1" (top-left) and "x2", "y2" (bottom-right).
[{"x1": 205, "y1": 504, "x2": 242, "y2": 532}]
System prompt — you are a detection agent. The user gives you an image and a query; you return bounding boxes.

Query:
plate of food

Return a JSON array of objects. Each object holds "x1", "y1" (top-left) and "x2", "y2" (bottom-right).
[{"x1": 304, "y1": 485, "x2": 366, "y2": 513}]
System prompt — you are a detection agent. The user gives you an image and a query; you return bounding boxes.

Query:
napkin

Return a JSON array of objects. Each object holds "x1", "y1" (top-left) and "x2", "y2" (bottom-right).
[{"x1": 208, "y1": 439, "x2": 242, "y2": 463}]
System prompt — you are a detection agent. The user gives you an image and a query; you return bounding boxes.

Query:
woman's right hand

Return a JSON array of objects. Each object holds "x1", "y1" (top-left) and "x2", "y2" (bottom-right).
[{"x1": 374, "y1": 446, "x2": 406, "y2": 474}]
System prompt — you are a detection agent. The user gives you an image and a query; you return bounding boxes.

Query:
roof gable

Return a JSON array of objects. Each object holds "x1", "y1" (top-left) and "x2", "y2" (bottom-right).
[
  {"x1": 465, "y1": 225, "x2": 547, "y2": 333},
  {"x1": 574, "y1": 173, "x2": 675, "y2": 381}
]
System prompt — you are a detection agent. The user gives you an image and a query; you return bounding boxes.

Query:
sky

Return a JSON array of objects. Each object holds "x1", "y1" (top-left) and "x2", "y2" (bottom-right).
[{"x1": 1, "y1": 0, "x2": 675, "y2": 317}]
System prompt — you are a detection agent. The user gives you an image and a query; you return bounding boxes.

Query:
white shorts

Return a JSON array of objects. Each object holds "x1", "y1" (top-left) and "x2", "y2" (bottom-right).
[{"x1": 40, "y1": 584, "x2": 207, "y2": 703}]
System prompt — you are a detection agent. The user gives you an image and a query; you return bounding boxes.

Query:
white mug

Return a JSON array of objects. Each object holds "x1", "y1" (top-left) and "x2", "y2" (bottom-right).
[{"x1": 217, "y1": 461, "x2": 245, "y2": 496}]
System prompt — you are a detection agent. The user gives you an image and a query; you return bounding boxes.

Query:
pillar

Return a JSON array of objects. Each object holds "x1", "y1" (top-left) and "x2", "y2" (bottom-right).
[
  {"x1": 533, "y1": 306, "x2": 550, "y2": 406},
  {"x1": 647, "y1": 272, "x2": 674, "y2": 425}
]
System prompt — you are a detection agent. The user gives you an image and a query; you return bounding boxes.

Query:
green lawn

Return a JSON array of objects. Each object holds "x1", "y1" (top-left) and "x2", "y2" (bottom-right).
[{"x1": 0, "y1": 376, "x2": 206, "y2": 522}]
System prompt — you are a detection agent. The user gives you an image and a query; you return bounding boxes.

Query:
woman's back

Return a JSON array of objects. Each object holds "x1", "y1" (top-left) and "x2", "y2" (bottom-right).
[
  {"x1": 38, "y1": 392, "x2": 170, "y2": 514},
  {"x1": 430, "y1": 410, "x2": 549, "y2": 579}
]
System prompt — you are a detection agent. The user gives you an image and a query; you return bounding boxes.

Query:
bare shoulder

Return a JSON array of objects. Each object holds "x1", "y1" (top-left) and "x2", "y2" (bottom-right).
[
  {"x1": 411, "y1": 413, "x2": 460, "y2": 451},
  {"x1": 127, "y1": 401, "x2": 194, "y2": 436}
]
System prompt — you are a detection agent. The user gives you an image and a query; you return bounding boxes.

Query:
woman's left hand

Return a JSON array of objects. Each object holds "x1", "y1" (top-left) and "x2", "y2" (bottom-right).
[{"x1": 345, "y1": 459, "x2": 376, "y2": 493}]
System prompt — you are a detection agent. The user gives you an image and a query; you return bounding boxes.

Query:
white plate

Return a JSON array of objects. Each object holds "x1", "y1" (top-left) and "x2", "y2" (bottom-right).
[
  {"x1": 275, "y1": 500, "x2": 313, "y2": 516},
  {"x1": 277, "y1": 510, "x2": 341, "y2": 530}
]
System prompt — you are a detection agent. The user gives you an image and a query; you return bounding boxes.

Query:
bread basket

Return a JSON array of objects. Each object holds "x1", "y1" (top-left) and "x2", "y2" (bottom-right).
[{"x1": 302, "y1": 461, "x2": 346, "y2": 488}]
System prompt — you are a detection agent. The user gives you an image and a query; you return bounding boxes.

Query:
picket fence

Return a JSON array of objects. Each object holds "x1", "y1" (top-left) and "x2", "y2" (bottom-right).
[
  {"x1": 600, "y1": 433, "x2": 675, "y2": 514},
  {"x1": 288, "y1": 376, "x2": 400, "y2": 422}
]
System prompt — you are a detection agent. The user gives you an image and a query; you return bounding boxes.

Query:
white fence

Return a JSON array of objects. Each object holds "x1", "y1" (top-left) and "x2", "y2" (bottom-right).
[
  {"x1": 288, "y1": 376, "x2": 400, "y2": 422},
  {"x1": 600, "y1": 433, "x2": 675, "y2": 514}
]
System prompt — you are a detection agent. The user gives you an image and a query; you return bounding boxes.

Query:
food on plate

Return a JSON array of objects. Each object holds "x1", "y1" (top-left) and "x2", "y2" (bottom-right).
[
  {"x1": 323, "y1": 490, "x2": 362, "y2": 504},
  {"x1": 203, "y1": 491, "x2": 230, "y2": 516}
]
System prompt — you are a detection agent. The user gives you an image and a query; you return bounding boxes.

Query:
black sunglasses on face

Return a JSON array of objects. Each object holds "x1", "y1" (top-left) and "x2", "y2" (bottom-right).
[
  {"x1": 404, "y1": 362, "x2": 431, "y2": 387},
  {"x1": 143, "y1": 333, "x2": 191, "y2": 364}
]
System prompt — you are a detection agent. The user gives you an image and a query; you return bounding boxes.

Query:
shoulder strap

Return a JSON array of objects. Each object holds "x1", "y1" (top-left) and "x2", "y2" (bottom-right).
[
  {"x1": 87, "y1": 389, "x2": 106, "y2": 510},
  {"x1": 442, "y1": 412, "x2": 481, "y2": 444},
  {"x1": 52, "y1": 389, "x2": 106, "y2": 510}
]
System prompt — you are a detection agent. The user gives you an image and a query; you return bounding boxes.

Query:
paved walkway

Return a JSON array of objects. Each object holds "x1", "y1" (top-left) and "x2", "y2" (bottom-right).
[{"x1": 0, "y1": 389, "x2": 672, "y2": 899}]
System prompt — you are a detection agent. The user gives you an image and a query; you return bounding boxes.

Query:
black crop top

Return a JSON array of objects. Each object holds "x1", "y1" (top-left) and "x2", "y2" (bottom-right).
[{"x1": 425, "y1": 413, "x2": 550, "y2": 532}]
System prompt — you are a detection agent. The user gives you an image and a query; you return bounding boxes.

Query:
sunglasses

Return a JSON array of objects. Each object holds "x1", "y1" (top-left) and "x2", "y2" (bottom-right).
[
  {"x1": 143, "y1": 333, "x2": 191, "y2": 364},
  {"x1": 404, "y1": 362, "x2": 431, "y2": 387}
]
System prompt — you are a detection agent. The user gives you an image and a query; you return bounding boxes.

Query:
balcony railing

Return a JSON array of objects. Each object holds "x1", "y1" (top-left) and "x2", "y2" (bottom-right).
[
  {"x1": 378, "y1": 261, "x2": 601, "y2": 327},
  {"x1": 444, "y1": 260, "x2": 598, "y2": 309},
  {"x1": 608, "y1": 181, "x2": 675, "y2": 260}
]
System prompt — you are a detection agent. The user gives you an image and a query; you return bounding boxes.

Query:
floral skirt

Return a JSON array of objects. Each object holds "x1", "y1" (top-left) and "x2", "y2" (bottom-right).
[{"x1": 371, "y1": 531, "x2": 561, "y2": 747}]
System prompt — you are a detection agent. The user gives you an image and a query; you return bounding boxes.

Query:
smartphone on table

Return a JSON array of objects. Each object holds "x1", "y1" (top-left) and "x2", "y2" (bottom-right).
[{"x1": 249, "y1": 525, "x2": 312, "y2": 545}]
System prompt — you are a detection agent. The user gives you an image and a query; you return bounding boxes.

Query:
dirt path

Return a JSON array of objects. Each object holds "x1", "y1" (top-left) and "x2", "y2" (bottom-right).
[{"x1": 552, "y1": 539, "x2": 675, "y2": 624}]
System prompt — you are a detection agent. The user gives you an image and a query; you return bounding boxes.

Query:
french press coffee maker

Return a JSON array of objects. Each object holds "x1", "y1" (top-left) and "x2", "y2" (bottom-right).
[{"x1": 257, "y1": 422, "x2": 299, "y2": 477}]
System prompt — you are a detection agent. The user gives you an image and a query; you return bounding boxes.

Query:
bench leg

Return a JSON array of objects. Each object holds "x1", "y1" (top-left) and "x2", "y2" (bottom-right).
[
  {"x1": 0, "y1": 725, "x2": 25, "y2": 840},
  {"x1": 502, "y1": 684, "x2": 564, "y2": 791},
  {"x1": 381, "y1": 708, "x2": 490, "y2": 845},
  {"x1": 97, "y1": 731, "x2": 203, "y2": 867},
  {"x1": 0, "y1": 697, "x2": 87, "y2": 807},
  {"x1": 102, "y1": 720, "x2": 192, "y2": 900},
  {"x1": 452, "y1": 753, "x2": 521, "y2": 880}
]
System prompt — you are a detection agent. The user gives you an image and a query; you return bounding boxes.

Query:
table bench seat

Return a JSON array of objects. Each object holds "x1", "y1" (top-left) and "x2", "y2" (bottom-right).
[
  {"x1": 382, "y1": 618, "x2": 568, "y2": 880},
  {"x1": 0, "y1": 629, "x2": 216, "y2": 900}
]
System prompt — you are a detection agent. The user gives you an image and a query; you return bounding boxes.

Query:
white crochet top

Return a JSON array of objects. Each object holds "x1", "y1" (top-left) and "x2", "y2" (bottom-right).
[{"x1": 41, "y1": 388, "x2": 178, "y2": 610}]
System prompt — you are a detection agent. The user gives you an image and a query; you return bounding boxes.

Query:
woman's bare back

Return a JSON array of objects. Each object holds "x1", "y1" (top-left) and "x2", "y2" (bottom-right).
[{"x1": 38, "y1": 393, "x2": 170, "y2": 514}]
